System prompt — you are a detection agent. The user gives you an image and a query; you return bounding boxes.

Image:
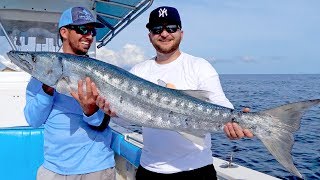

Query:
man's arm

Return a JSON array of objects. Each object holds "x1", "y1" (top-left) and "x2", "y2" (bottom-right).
[
  {"x1": 24, "y1": 78, "x2": 54, "y2": 127},
  {"x1": 89, "y1": 114, "x2": 111, "y2": 131}
]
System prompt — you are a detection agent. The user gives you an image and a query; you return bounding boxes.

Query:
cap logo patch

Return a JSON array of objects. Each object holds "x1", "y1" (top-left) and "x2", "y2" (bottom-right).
[
  {"x1": 158, "y1": 8, "x2": 168, "y2": 17},
  {"x1": 76, "y1": 9, "x2": 94, "y2": 21}
]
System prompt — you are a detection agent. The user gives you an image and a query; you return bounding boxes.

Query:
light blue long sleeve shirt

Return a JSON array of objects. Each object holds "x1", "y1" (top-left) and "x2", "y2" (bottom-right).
[{"x1": 24, "y1": 78, "x2": 115, "y2": 175}]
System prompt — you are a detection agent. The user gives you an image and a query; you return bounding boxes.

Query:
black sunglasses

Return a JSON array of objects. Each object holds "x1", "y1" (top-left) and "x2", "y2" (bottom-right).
[
  {"x1": 66, "y1": 25, "x2": 97, "y2": 37},
  {"x1": 149, "y1": 25, "x2": 180, "y2": 34}
]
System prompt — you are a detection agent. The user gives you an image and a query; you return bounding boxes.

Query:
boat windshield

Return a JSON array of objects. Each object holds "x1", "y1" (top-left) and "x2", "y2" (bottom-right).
[{"x1": 0, "y1": 0, "x2": 153, "y2": 71}]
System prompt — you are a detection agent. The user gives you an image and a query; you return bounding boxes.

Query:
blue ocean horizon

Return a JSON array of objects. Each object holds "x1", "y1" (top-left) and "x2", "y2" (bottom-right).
[{"x1": 213, "y1": 74, "x2": 320, "y2": 179}]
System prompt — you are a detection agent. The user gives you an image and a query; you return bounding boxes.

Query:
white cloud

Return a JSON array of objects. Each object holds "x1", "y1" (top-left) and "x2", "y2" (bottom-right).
[
  {"x1": 96, "y1": 43, "x2": 146, "y2": 69},
  {"x1": 210, "y1": 55, "x2": 258, "y2": 64},
  {"x1": 241, "y1": 56, "x2": 256, "y2": 63}
]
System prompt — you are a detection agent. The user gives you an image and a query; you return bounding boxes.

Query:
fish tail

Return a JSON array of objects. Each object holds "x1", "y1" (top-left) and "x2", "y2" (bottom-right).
[{"x1": 258, "y1": 99, "x2": 320, "y2": 179}]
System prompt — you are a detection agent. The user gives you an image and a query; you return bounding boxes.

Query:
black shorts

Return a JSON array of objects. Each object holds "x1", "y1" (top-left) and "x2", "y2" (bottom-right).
[{"x1": 135, "y1": 164, "x2": 217, "y2": 180}]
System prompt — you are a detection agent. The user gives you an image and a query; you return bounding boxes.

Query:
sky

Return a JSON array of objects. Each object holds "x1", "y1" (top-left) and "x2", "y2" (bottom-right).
[
  {"x1": 97, "y1": 0, "x2": 320, "y2": 74},
  {"x1": 1, "y1": 0, "x2": 320, "y2": 74}
]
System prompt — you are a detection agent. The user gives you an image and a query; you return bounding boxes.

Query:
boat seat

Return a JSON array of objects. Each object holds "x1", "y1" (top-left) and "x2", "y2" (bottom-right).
[
  {"x1": 0, "y1": 127, "x2": 44, "y2": 180},
  {"x1": 0, "y1": 126, "x2": 142, "y2": 180}
]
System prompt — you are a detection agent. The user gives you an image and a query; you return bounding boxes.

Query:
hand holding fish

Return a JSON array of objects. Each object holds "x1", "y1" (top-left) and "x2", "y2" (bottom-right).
[
  {"x1": 224, "y1": 108, "x2": 254, "y2": 140},
  {"x1": 71, "y1": 77, "x2": 99, "y2": 116},
  {"x1": 96, "y1": 95, "x2": 117, "y2": 117},
  {"x1": 224, "y1": 122, "x2": 254, "y2": 139}
]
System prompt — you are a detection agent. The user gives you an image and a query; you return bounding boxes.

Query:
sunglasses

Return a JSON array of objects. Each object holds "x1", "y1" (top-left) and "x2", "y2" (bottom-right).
[
  {"x1": 149, "y1": 25, "x2": 180, "y2": 34},
  {"x1": 66, "y1": 25, "x2": 97, "y2": 37}
]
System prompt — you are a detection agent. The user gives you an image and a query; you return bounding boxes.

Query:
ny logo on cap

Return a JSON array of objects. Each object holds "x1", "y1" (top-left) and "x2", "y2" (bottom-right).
[{"x1": 158, "y1": 8, "x2": 168, "y2": 17}]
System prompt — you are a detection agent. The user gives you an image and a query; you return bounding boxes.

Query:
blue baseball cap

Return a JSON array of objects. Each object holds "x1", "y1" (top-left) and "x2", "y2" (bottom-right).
[
  {"x1": 146, "y1": 6, "x2": 182, "y2": 29},
  {"x1": 58, "y1": 7, "x2": 104, "y2": 28}
]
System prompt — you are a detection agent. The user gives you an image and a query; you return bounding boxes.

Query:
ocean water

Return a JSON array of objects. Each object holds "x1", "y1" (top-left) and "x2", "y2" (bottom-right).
[
  {"x1": 125, "y1": 74, "x2": 320, "y2": 179},
  {"x1": 213, "y1": 74, "x2": 320, "y2": 180}
]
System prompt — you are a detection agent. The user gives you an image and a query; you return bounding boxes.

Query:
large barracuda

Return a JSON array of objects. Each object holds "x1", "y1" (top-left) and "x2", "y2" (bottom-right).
[{"x1": 7, "y1": 50, "x2": 320, "y2": 178}]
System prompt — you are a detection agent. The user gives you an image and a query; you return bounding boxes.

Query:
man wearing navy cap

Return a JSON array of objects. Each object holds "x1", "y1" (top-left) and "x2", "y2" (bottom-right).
[
  {"x1": 24, "y1": 7, "x2": 115, "y2": 180},
  {"x1": 132, "y1": 6, "x2": 253, "y2": 179},
  {"x1": 97, "y1": 5, "x2": 253, "y2": 179}
]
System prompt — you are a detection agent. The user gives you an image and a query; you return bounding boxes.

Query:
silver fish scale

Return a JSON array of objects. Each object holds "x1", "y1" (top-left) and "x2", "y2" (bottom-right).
[
  {"x1": 14, "y1": 52, "x2": 244, "y2": 132},
  {"x1": 71, "y1": 59, "x2": 240, "y2": 133},
  {"x1": 91, "y1": 73, "x2": 235, "y2": 132}
]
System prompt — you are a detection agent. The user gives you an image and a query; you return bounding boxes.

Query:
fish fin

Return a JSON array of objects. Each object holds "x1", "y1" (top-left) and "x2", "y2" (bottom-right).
[
  {"x1": 157, "y1": 79, "x2": 213, "y2": 102},
  {"x1": 178, "y1": 131, "x2": 206, "y2": 146},
  {"x1": 262, "y1": 99, "x2": 320, "y2": 132},
  {"x1": 55, "y1": 76, "x2": 78, "y2": 96},
  {"x1": 258, "y1": 99, "x2": 320, "y2": 178},
  {"x1": 258, "y1": 131, "x2": 302, "y2": 178},
  {"x1": 55, "y1": 76, "x2": 72, "y2": 95},
  {"x1": 180, "y1": 90, "x2": 213, "y2": 102}
]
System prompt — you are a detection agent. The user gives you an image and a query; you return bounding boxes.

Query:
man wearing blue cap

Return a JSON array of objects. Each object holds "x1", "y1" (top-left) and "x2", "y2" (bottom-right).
[
  {"x1": 97, "y1": 6, "x2": 253, "y2": 180},
  {"x1": 24, "y1": 7, "x2": 115, "y2": 180}
]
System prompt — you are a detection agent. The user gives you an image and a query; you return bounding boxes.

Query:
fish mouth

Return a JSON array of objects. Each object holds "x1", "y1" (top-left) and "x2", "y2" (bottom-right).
[{"x1": 7, "y1": 51, "x2": 33, "y2": 72}]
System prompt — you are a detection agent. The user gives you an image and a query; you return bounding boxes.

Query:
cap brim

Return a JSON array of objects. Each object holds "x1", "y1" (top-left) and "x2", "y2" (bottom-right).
[
  {"x1": 146, "y1": 22, "x2": 161, "y2": 29},
  {"x1": 146, "y1": 21, "x2": 181, "y2": 29},
  {"x1": 92, "y1": 22, "x2": 105, "y2": 28},
  {"x1": 71, "y1": 21, "x2": 105, "y2": 28}
]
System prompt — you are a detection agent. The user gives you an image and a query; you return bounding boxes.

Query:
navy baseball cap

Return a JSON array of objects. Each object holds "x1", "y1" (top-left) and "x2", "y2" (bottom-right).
[
  {"x1": 58, "y1": 7, "x2": 104, "y2": 28},
  {"x1": 146, "y1": 6, "x2": 182, "y2": 29}
]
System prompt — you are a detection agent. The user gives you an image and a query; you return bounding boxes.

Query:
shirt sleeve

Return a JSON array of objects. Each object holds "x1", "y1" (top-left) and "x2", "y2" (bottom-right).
[
  {"x1": 82, "y1": 109, "x2": 105, "y2": 126},
  {"x1": 129, "y1": 64, "x2": 139, "y2": 75},
  {"x1": 24, "y1": 78, "x2": 55, "y2": 127},
  {"x1": 196, "y1": 60, "x2": 234, "y2": 109}
]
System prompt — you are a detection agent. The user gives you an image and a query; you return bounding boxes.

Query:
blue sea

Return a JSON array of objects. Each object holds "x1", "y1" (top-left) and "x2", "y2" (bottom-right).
[
  {"x1": 126, "y1": 74, "x2": 320, "y2": 179},
  {"x1": 213, "y1": 74, "x2": 320, "y2": 180}
]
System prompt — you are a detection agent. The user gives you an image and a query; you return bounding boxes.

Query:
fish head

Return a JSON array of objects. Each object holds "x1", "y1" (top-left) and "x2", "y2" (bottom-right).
[{"x1": 7, "y1": 51, "x2": 63, "y2": 86}]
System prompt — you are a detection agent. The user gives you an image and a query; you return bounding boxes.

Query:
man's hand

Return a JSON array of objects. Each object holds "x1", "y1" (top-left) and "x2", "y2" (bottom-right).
[
  {"x1": 96, "y1": 96, "x2": 117, "y2": 117},
  {"x1": 71, "y1": 77, "x2": 99, "y2": 116},
  {"x1": 224, "y1": 107, "x2": 254, "y2": 140}
]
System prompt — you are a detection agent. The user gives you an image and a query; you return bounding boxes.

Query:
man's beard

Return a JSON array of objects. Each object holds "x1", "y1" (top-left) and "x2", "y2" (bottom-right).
[
  {"x1": 75, "y1": 49, "x2": 88, "y2": 56},
  {"x1": 153, "y1": 38, "x2": 181, "y2": 54},
  {"x1": 69, "y1": 41, "x2": 89, "y2": 56}
]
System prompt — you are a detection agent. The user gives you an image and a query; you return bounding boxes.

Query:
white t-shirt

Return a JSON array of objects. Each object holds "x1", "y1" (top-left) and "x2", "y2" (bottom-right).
[{"x1": 130, "y1": 52, "x2": 233, "y2": 174}]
